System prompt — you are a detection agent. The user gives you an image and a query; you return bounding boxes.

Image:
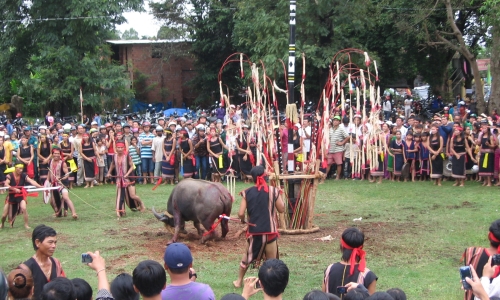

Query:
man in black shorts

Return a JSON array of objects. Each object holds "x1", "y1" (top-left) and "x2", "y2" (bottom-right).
[{"x1": 233, "y1": 166, "x2": 285, "y2": 288}]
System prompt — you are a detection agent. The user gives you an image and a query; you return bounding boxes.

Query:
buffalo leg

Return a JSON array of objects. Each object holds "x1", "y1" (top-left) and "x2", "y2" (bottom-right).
[
  {"x1": 200, "y1": 219, "x2": 215, "y2": 243},
  {"x1": 193, "y1": 221, "x2": 203, "y2": 236},
  {"x1": 221, "y1": 219, "x2": 229, "y2": 238},
  {"x1": 167, "y1": 211, "x2": 183, "y2": 245}
]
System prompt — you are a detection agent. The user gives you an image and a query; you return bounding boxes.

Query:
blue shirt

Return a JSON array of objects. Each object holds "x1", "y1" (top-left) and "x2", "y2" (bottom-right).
[
  {"x1": 6, "y1": 123, "x2": 13, "y2": 136},
  {"x1": 138, "y1": 132, "x2": 154, "y2": 158},
  {"x1": 439, "y1": 124, "x2": 453, "y2": 148},
  {"x1": 94, "y1": 116, "x2": 101, "y2": 126}
]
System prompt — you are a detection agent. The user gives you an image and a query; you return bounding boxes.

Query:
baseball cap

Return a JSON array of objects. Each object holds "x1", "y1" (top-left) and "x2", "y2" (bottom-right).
[
  {"x1": 168, "y1": 122, "x2": 177, "y2": 127},
  {"x1": 91, "y1": 121, "x2": 97, "y2": 125},
  {"x1": 142, "y1": 121, "x2": 151, "y2": 126},
  {"x1": 24, "y1": 126, "x2": 31, "y2": 131},
  {"x1": 333, "y1": 116, "x2": 341, "y2": 121},
  {"x1": 156, "y1": 126, "x2": 163, "y2": 131},
  {"x1": 164, "y1": 243, "x2": 193, "y2": 269}
]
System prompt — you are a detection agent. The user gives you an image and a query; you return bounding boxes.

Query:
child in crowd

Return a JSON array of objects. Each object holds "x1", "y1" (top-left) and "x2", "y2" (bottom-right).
[{"x1": 96, "y1": 138, "x2": 107, "y2": 185}]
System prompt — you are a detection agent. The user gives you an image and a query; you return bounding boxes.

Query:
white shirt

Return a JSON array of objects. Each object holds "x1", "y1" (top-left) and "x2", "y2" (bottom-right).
[
  {"x1": 299, "y1": 126, "x2": 312, "y2": 152},
  {"x1": 404, "y1": 98, "x2": 412, "y2": 109},
  {"x1": 151, "y1": 136, "x2": 165, "y2": 161},
  {"x1": 383, "y1": 100, "x2": 392, "y2": 112},
  {"x1": 476, "y1": 276, "x2": 500, "y2": 300}
]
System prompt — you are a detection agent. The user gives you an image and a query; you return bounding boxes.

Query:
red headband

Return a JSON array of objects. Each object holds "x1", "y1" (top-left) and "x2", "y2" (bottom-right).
[
  {"x1": 341, "y1": 237, "x2": 366, "y2": 276},
  {"x1": 255, "y1": 174, "x2": 268, "y2": 193},
  {"x1": 116, "y1": 142, "x2": 125, "y2": 148},
  {"x1": 489, "y1": 232, "x2": 500, "y2": 278},
  {"x1": 83, "y1": 133, "x2": 89, "y2": 137}
]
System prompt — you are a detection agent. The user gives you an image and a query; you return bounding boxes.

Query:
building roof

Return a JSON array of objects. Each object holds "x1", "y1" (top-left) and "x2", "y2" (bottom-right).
[{"x1": 106, "y1": 39, "x2": 191, "y2": 45}]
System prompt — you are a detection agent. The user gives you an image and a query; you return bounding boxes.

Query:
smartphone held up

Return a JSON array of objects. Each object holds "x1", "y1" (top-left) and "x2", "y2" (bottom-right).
[
  {"x1": 459, "y1": 266, "x2": 472, "y2": 290},
  {"x1": 81, "y1": 253, "x2": 93, "y2": 264}
]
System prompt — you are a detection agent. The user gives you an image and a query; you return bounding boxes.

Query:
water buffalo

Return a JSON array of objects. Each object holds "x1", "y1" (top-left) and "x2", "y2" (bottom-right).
[{"x1": 152, "y1": 179, "x2": 233, "y2": 244}]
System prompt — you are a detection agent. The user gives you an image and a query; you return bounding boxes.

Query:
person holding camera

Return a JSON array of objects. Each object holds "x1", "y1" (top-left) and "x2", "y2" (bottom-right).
[
  {"x1": 240, "y1": 259, "x2": 289, "y2": 300},
  {"x1": 322, "y1": 227, "x2": 378, "y2": 297}
]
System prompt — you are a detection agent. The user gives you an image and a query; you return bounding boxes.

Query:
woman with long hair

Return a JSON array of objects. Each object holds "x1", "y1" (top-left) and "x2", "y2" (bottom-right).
[
  {"x1": 427, "y1": 123, "x2": 444, "y2": 186},
  {"x1": 59, "y1": 134, "x2": 75, "y2": 189},
  {"x1": 450, "y1": 127, "x2": 476, "y2": 187},
  {"x1": 37, "y1": 134, "x2": 51, "y2": 183},
  {"x1": 237, "y1": 125, "x2": 253, "y2": 182},
  {"x1": 79, "y1": 133, "x2": 98, "y2": 188},
  {"x1": 161, "y1": 130, "x2": 176, "y2": 185},
  {"x1": 402, "y1": 131, "x2": 417, "y2": 182},
  {"x1": 478, "y1": 120, "x2": 497, "y2": 186},
  {"x1": 321, "y1": 227, "x2": 377, "y2": 297},
  {"x1": 389, "y1": 131, "x2": 404, "y2": 182},
  {"x1": 207, "y1": 127, "x2": 229, "y2": 182},
  {"x1": 178, "y1": 130, "x2": 195, "y2": 179},
  {"x1": 16, "y1": 136, "x2": 33, "y2": 176},
  {"x1": 419, "y1": 132, "x2": 430, "y2": 181}
]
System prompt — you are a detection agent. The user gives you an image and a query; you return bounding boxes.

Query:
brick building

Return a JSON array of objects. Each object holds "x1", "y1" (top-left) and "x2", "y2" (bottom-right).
[{"x1": 107, "y1": 39, "x2": 197, "y2": 107}]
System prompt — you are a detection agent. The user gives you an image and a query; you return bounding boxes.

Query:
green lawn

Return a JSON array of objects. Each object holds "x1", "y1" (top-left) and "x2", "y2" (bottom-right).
[{"x1": 0, "y1": 179, "x2": 496, "y2": 299}]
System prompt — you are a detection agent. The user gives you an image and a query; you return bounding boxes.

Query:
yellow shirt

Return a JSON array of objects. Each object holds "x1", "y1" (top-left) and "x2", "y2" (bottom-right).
[{"x1": 3, "y1": 140, "x2": 13, "y2": 164}]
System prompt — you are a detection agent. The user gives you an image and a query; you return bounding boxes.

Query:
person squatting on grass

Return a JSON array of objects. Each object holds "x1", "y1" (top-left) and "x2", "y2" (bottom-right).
[
  {"x1": 233, "y1": 166, "x2": 285, "y2": 288},
  {"x1": 322, "y1": 227, "x2": 378, "y2": 297}
]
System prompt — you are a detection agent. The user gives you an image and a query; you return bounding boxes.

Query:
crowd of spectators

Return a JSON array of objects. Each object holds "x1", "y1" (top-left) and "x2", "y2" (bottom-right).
[{"x1": 6, "y1": 220, "x2": 500, "y2": 299}]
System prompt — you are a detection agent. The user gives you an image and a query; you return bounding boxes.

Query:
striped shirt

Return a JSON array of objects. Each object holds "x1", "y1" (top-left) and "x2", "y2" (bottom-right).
[
  {"x1": 329, "y1": 126, "x2": 348, "y2": 153},
  {"x1": 139, "y1": 132, "x2": 154, "y2": 158},
  {"x1": 128, "y1": 145, "x2": 141, "y2": 165}
]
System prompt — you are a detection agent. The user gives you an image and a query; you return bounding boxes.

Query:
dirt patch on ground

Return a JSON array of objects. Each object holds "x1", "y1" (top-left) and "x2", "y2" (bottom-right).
[{"x1": 140, "y1": 217, "x2": 347, "y2": 261}]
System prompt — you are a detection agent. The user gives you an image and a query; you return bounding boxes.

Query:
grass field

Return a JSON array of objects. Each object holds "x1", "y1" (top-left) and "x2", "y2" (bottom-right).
[{"x1": 0, "y1": 179, "x2": 496, "y2": 299}]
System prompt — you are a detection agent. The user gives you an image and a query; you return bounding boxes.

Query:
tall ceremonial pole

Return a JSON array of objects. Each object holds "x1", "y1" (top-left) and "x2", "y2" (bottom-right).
[{"x1": 287, "y1": 0, "x2": 296, "y2": 174}]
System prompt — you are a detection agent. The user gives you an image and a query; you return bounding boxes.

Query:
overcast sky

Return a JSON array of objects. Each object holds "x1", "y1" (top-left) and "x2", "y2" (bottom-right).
[{"x1": 116, "y1": 2, "x2": 162, "y2": 38}]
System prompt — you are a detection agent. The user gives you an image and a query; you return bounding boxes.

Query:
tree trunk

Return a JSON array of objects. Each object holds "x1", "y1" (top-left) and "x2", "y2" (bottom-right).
[
  {"x1": 441, "y1": 0, "x2": 485, "y2": 112},
  {"x1": 471, "y1": 57, "x2": 486, "y2": 114},
  {"x1": 489, "y1": 24, "x2": 500, "y2": 115}
]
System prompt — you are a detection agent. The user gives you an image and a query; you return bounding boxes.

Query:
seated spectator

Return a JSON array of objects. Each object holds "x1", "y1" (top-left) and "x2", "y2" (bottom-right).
[
  {"x1": 40, "y1": 277, "x2": 75, "y2": 300},
  {"x1": 71, "y1": 278, "x2": 92, "y2": 300},
  {"x1": 132, "y1": 260, "x2": 166, "y2": 300},
  {"x1": 241, "y1": 259, "x2": 289, "y2": 300},
  {"x1": 303, "y1": 290, "x2": 339, "y2": 300},
  {"x1": 386, "y1": 288, "x2": 406, "y2": 300},
  {"x1": 221, "y1": 294, "x2": 246, "y2": 300},
  {"x1": 344, "y1": 286, "x2": 370, "y2": 300},
  {"x1": 7, "y1": 268, "x2": 34, "y2": 299},
  {"x1": 111, "y1": 273, "x2": 139, "y2": 300},
  {"x1": 366, "y1": 292, "x2": 393, "y2": 300},
  {"x1": 322, "y1": 228, "x2": 377, "y2": 297},
  {"x1": 161, "y1": 243, "x2": 215, "y2": 300}
]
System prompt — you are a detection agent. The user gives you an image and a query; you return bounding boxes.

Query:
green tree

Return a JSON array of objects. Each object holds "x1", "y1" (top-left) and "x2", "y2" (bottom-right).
[
  {"x1": 122, "y1": 28, "x2": 140, "y2": 40},
  {"x1": 0, "y1": 0, "x2": 143, "y2": 113}
]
